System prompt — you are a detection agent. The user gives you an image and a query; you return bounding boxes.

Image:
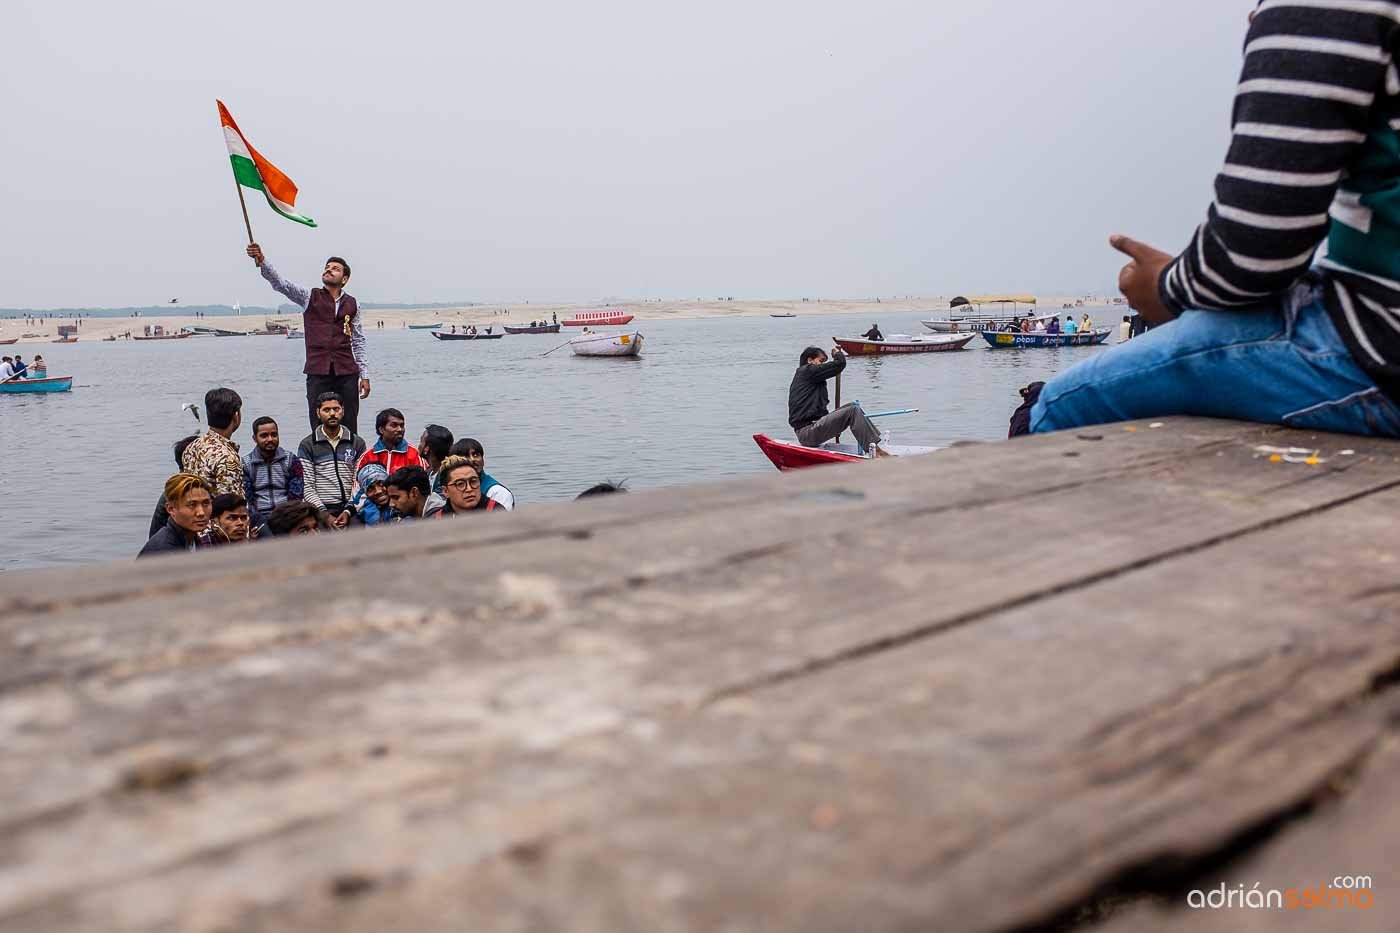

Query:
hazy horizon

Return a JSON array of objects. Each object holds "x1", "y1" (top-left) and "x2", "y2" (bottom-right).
[{"x1": 2, "y1": 0, "x2": 1254, "y2": 309}]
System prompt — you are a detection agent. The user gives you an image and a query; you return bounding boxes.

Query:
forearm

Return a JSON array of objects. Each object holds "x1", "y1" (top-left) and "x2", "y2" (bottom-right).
[
  {"x1": 350, "y1": 316, "x2": 369, "y2": 377},
  {"x1": 260, "y1": 262, "x2": 311, "y2": 309},
  {"x1": 298, "y1": 456, "x2": 326, "y2": 511},
  {"x1": 1160, "y1": 8, "x2": 1387, "y2": 315}
]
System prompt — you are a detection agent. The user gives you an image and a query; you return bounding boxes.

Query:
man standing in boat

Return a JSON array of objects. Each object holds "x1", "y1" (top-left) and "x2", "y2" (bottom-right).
[
  {"x1": 788, "y1": 346, "x2": 892, "y2": 457},
  {"x1": 246, "y1": 243, "x2": 371, "y2": 434}
]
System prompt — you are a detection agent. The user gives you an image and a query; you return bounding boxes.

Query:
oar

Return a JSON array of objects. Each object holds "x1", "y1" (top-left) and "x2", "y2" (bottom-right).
[
  {"x1": 832, "y1": 348, "x2": 842, "y2": 443},
  {"x1": 867, "y1": 408, "x2": 919, "y2": 419},
  {"x1": 539, "y1": 339, "x2": 573, "y2": 358}
]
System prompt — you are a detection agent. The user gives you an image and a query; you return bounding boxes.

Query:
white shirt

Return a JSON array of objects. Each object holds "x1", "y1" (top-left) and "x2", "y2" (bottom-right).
[{"x1": 0, "y1": 362, "x2": 13, "y2": 379}]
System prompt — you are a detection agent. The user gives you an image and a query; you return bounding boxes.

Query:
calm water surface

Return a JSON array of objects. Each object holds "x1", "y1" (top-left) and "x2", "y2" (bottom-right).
[{"x1": 0, "y1": 311, "x2": 1122, "y2": 570}]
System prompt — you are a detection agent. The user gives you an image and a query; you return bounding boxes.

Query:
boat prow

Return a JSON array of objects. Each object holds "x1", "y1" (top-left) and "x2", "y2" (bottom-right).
[{"x1": 752, "y1": 434, "x2": 939, "y2": 471}]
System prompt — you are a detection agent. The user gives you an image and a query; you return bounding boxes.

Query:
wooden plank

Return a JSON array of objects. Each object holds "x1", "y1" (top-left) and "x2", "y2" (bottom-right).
[
  {"x1": 0, "y1": 419, "x2": 1398, "y2": 931},
  {"x1": 1099, "y1": 739, "x2": 1400, "y2": 932}
]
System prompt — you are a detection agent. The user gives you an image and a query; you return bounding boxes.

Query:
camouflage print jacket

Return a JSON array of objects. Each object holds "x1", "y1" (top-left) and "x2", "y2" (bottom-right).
[{"x1": 181, "y1": 431, "x2": 243, "y2": 497}]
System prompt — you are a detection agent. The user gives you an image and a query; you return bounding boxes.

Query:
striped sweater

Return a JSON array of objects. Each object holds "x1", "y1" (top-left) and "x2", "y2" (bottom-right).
[
  {"x1": 297, "y1": 426, "x2": 367, "y2": 514},
  {"x1": 1160, "y1": 1, "x2": 1400, "y2": 401}
]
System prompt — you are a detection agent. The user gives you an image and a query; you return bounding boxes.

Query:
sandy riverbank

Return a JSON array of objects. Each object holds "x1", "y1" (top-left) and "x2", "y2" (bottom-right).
[{"x1": 0, "y1": 294, "x2": 1115, "y2": 345}]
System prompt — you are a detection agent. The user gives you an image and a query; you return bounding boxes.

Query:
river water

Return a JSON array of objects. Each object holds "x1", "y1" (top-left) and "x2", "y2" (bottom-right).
[{"x1": 0, "y1": 311, "x2": 1123, "y2": 571}]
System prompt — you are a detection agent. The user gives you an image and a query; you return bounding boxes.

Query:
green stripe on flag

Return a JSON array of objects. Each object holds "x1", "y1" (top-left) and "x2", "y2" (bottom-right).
[
  {"x1": 262, "y1": 193, "x2": 318, "y2": 228},
  {"x1": 229, "y1": 154, "x2": 264, "y2": 191}
]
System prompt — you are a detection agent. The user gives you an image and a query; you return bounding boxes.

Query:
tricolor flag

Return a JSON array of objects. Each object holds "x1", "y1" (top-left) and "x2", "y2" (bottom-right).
[{"x1": 217, "y1": 100, "x2": 316, "y2": 227}]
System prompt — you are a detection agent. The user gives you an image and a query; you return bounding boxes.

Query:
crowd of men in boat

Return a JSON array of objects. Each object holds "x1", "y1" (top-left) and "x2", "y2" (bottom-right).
[
  {"x1": 0, "y1": 354, "x2": 47, "y2": 383},
  {"x1": 140, "y1": 386, "x2": 622, "y2": 558}
]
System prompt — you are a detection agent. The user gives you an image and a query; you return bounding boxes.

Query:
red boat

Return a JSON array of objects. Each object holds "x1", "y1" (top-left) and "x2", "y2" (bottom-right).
[
  {"x1": 753, "y1": 433, "x2": 941, "y2": 471},
  {"x1": 561, "y1": 310, "x2": 635, "y2": 327},
  {"x1": 51, "y1": 337, "x2": 78, "y2": 344},
  {"x1": 831, "y1": 333, "x2": 975, "y2": 356},
  {"x1": 753, "y1": 434, "x2": 864, "y2": 470}
]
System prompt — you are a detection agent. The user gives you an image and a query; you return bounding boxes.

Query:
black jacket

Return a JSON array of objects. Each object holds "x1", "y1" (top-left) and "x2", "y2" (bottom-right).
[
  {"x1": 137, "y1": 519, "x2": 211, "y2": 559},
  {"x1": 788, "y1": 354, "x2": 846, "y2": 429}
]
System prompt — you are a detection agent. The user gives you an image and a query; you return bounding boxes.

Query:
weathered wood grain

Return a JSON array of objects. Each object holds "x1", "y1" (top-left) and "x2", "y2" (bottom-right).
[{"x1": 1, "y1": 418, "x2": 1397, "y2": 932}]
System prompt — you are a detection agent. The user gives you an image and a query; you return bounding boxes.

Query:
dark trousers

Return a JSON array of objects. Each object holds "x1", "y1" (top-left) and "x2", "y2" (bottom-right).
[{"x1": 306, "y1": 372, "x2": 360, "y2": 435}]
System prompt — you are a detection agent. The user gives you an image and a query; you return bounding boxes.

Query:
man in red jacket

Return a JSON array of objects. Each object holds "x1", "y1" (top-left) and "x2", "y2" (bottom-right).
[
  {"x1": 247, "y1": 243, "x2": 371, "y2": 434},
  {"x1": 356, "y1": 407, "x2": 423, "y2": 474}
]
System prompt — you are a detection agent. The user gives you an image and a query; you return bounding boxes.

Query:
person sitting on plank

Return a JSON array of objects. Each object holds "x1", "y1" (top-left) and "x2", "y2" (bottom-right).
[
  {"x1": 1025, "y1": 4, "x2": 1400, "y2": 438},
  {"x1": 787, "y1": 346, "x2": 893, "y2": 457}
]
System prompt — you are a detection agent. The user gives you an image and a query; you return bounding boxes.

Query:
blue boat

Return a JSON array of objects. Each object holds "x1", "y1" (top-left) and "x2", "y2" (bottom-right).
[
  {"x1": 0, "y1": 375, "x2": 73, "y2": 394},
  {"x1": 981, "y1": 329, "x2": 1112, "y2": 349}
]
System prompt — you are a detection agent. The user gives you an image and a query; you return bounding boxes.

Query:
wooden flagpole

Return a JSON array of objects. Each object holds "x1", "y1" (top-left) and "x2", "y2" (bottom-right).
[{"x1": 233, "y1": 177, "x2": 255, "y2": 245}]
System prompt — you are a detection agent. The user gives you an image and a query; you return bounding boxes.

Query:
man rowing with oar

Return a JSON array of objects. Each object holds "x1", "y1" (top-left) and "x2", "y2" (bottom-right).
[
  {"x1": 788, "y1": 346, "x2": 894, "y2": 457},
  {"x1": 246, "y1": 243, "x2": 371, "y2": 434}
]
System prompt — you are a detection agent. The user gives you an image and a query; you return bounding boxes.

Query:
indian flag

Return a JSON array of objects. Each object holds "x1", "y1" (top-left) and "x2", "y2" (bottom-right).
[{"x1": 217, "y1": 100, "x2": 316, "y2": 227}]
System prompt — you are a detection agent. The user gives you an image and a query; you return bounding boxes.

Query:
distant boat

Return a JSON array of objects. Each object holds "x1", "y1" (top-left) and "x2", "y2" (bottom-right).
[
  {"x1": 562, "y1": 310, "x2": 635, "y2": 327},
  {"x1": 431, "y1": 331, "x2": 504, "y2": 341},
  {"x1": 0, "y1": 338, "x2": 17, "y2": 345},
  {"x1": 408, "y1": 323, "x2": 444, "y2": 330},
  {"x1": 569, "y1": 331, "x2": 643, "y2": 357},
  {"x1": 0, "y1": 375, "x2": 72, "y2": 394},
  {"x1": 503, "y1": 323, "x2": 561, "y2": 334},
  {"x1": 286, "y1": 329, "x2": 305, "y2": 340},
  {"x1": 832, "y1": 333, "x2": 975, "y2": 356},
  {"x1": 770, "y1": 313, "x2": 798, "y2": 318},
  {"x1": 134, "y1": 329, "x2": 192, "y2": 341},
  {"x1": 51, "y1": 337, "x2": 78, "y2": 344},
  {"x1": 980, "y1": 329, "x2": 1112, "y2": 349}
]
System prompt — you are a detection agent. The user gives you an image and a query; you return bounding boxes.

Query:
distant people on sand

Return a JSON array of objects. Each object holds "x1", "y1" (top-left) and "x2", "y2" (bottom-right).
[{"x1": 246, "y1": 242, "x2": 371, "y2": 434}]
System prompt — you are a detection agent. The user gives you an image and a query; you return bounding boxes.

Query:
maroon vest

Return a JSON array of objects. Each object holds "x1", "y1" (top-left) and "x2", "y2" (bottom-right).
[{"x1": 303, "y1": 289, "x2": 359, "y2": 376}]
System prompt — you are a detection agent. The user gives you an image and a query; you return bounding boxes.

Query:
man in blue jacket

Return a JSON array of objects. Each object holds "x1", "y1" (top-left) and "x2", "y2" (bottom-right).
[{"x1": 242, "y1": 416, "x2": 304, "y2": 529}]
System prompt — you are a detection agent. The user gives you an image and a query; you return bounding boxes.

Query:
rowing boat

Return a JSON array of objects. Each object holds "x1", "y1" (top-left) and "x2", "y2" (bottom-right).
[
  {"x1": 408, "y1": 323, "x2": 444, "y2": 330},
  {"x1": 831, "y1": 333, "x2": 975, "y2": 355},
  {"x1": 430, "y1": 331, "x2": 505, "y2": 341},
  {"x1": 286, "y1": 330, "x2": 305, "y2": 340},
  {"x1": 752, "y1": 434, "x2": 937, "y2": 471},
  {"x1": 569, "y1": 331, "x2": 643, "y2": 357},
  {"x1": 0, "y1": 338, "x2": 17, "y2": 345},
  {"x1": 980, "y1": 329, "x2": 1112, "y2": 349},
  {"x1": 770, "y1": 313, "x2": 797, "y2": 318},
  {"x1": 51, "y1": 337, "x2": 78, "y2": 344},
  {"x1": 0, "y1": 375, "x2": 72, "y2": 394},
  {"x1": 503, "y1": 323, "x2": 561, "y2": 334}
]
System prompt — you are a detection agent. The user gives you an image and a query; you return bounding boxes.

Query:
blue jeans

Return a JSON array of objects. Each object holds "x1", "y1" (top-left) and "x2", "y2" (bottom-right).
[{"x1": 1030, "y1": 282, "x2": 1400, "y2": 437}]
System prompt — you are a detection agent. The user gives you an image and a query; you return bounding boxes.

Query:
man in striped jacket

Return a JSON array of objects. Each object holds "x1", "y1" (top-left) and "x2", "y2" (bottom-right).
[
  {"x1": 1030, "y1": 3, "x2": 1400, "y2": 438},
  {"x1": 298, "y1": 392, "x2": 367, "y2": 530}
]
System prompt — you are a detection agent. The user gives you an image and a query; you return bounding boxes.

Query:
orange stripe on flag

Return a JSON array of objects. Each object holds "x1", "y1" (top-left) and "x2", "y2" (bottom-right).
[{"x1": 216, "y1": 100, "x2": 303, "y2": 209}]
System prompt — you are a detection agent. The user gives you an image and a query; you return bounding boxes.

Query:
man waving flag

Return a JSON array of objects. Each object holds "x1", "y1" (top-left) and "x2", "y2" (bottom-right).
[{"x1": 218, "y1": 100, "x2": 316, "y2": 228}]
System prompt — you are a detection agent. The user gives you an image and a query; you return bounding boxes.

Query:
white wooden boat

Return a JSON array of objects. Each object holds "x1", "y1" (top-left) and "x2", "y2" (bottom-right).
[{"x1": 569, "y1": 331, "x2": 643, "y2": 357}]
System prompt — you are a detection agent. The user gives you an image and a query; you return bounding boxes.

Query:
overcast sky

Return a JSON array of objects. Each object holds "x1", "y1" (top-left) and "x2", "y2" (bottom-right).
[{"x1": 0, "y1": 0, "x2": 1256, "y2": 308}]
